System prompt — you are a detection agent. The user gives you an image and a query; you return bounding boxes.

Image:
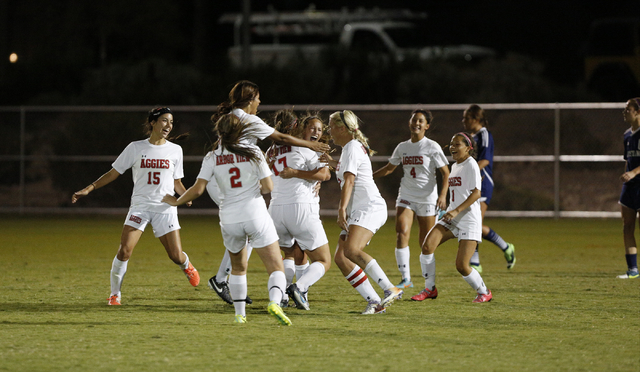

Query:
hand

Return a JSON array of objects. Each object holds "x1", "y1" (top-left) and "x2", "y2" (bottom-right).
[
  {"x1": 621, "y1": 171, "x2": 637, "y2": 183},
  {"x1": 319, "y1": 153, "x2": 333, "y2": 163},
  {"x1": 71, "y1": 185, "x2": 93, "y2": 204},
  {"x1": 436, "y1": 196, "x2": 447, "y2": 211},
  {"x1": 279, "y1": 167, "x2": 296, "y2": 179},
  {"x1": 186, "y1": 201, "x2": 193, "y2": 207},
  {"x1": 162, "y1": 194, "x2": 178, "y2": 206},
  {"x1": 313, "y1": 182, "x2": 322, "y2": 197},
  {"x1": 337, "y1": 208, "x2": 349, "y2": 233},
  {"x1": 442, "y1": 209, "x2": 459, "y2": 223},
  {"x1": 311, "y1": 142, "x2": 331, "y2": 153}
]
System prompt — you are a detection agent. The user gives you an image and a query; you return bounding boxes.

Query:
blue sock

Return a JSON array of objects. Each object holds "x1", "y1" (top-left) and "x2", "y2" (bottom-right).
[
  {"x1": 626, "y1": 254, "x2": 638, "y2": 272},
  {"x1": 470, "y1": 247, "x2": 480, "y2": 266},
  {"x1": 483, "y1": 228, "x2": 508, "y2": 251}
]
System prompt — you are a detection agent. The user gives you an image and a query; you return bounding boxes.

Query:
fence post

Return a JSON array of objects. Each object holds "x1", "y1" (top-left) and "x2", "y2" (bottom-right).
[
  {"x1": 554, "y1": 104, "x2": 560, "y2": 219},
  {"x1": 19, "y1": 106, "x2": 25, "y2": 215}
]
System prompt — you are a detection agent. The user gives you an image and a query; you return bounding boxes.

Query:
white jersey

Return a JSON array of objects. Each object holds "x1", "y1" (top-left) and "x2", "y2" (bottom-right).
[
  {"x1": 447, "y1": 156, "x2": 482, "y2": 229},
  {"x1": 232, "y1": 108, "x2": 275, "y2": 145},
  {"x1": 197, "y1": 145, "x2": 272, "y2": 224},
  {"x1": 388, "y1": 137, "x2": 449, "y2": 203},
  {"x1": 112, "y1": 139, "x2": 184, "y2": 214},
  {"x1": 269, "y1": 144, "x2": 325, "y2": 205},
  {"x1": 336, "y1": 139, "x2": 387, "y2": 213}
]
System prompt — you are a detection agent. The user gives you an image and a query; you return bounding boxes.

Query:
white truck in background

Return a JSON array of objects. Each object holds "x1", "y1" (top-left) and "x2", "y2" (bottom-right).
[{"x1": 219, "y1": 8, "x2": 495, "y2": 68}]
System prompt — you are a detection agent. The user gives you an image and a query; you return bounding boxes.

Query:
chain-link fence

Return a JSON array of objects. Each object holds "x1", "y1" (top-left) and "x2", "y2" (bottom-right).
[{"x1": 0, "y1": 103, "x2": 625, "y2": 217}]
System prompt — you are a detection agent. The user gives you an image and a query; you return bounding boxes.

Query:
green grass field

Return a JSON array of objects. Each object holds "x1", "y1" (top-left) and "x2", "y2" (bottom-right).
[{"x1": 0, "y1": 216, "x2": 637, "y2": 372}]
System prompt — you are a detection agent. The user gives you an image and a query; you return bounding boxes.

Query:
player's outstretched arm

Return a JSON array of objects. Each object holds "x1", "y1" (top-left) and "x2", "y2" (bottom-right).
[
  {"x1": 372, "y1": 162, "x2": 397, "y2": 179},
  {"x1": 163, "y1": 178, "x2": 208, "y2": 206},
  {"x1": 268, "y1": 130, "x2": 331, "y2": 153},
  {"x1": 71, "y1": 168, "x2": 121, "y2": 203}
]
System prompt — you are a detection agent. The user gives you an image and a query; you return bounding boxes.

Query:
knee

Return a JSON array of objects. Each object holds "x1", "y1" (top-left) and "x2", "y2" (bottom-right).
[
  {"x1": 456, "y1": 259, "x2": 471, "y2": 276},
  {"x1": 117, "y1": 244, "x2": 133, "y2": 261}
]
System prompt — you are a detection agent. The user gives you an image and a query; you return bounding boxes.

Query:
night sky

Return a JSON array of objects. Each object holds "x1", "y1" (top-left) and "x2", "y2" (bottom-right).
[{"x1": 0, "y1": 0, "x2": 636, "y2": 104}]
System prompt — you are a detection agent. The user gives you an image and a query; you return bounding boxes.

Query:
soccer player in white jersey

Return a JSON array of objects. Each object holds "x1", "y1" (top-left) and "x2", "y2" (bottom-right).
[
  {"x1": 206, "y1": 81, "x2": 330, "y2": 305},
  {"x1": 71, "y1": 107, "x2": 200, "y2": 306},
  {"x1": 267, "y1": 111, "x2": 332, "y2": 310},
  {"x1": 322, "y1": 110, "x2": 403, "y2": 315},
  {"x1": 411, "y1": 132, "x2": 493, "y2": 303},
  {"x1": 373, "y1": 109, "x2": 450, "y2": 289},
  {"x1": 163, "y1": 113, "x2": 292, "y2": 325}
]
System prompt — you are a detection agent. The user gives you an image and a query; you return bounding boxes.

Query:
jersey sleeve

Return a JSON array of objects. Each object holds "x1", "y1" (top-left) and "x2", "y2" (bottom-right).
[
  {"x1": 197, "y1": 153, "x2": 215, "y2": 181},
  {"x1": 111, "y1": 142, "x2": 137, "y2": 175},
  {"x1": 388, "y1": 143, "x2": 403, "y2": 166},
  {"x1": 476, "y1": 130, "x2": 493, "y2": 162},
  {"x1": 432, "y1": 145, "x2": 449, "y2": 168},
  {"x1": 256, "y1": 151, "x2": 272, "y2": 179},
  {"x1": 248, "y1": 115, "x2": 276, "y2": 140},
  {"x1": 469, "y1": 161, "x2": 482, "y2": 191},
  {"x1": 173, "y1": 146, "x2": 184, "y2": 179},
  {"x1": 340, "y1": 143, "x2": 361, "y2": 177}
]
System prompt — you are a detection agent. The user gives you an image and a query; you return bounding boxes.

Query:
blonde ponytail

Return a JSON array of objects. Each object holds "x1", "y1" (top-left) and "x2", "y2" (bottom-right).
[{"x1": 329, "y1": 110, "x2": 376, "y2": 156}]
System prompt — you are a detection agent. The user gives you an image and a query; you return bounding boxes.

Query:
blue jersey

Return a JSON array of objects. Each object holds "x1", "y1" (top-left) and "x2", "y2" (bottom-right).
[
  {"x1": 473, "y1": 127, "x2": 494, "y2": 200},
  {"x1": 623, "y1": 127, "x2": 640, "y2": 187}
]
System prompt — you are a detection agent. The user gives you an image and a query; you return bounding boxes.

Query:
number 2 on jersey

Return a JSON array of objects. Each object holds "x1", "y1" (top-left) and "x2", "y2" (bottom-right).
[{"x1": 229, "y1": 168, "x2": 242, "y2": 188}]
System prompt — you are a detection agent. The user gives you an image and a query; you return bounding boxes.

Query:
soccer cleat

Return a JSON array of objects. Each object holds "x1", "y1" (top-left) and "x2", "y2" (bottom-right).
[
  {"x1": 267, "y1": 301, "x2": 292, "y2": 326},
  {"x1": 207, "y1": 276, "x2": 233, "y2": 304},
  {"x1": 396, "y1": 278, "x2": 414, "y2": 289},
  {"x1": 473, "y1": 290, "x2": 493, "y2": 303},
  {"x1": 617, "y1": 270, "x2": 639, "y2": 279},
  {"x1": 107, "y1": 295, "x2": 121, "y2": 306},
  {"x1": 381, "y1": 287, "x2": 403, "y2": 306},
  {"x1": 280, "y1": 295, "x2": 289, "y2": 308},
  {"x1": 234, "y1": 315, "x2": 247, "y2": 324},
  {"x1": 361, "y1": 301, "x2": 386, "y2": 315},
  {"x1": 183, "y1": 262, "x2": 200, "y2": 287},
  {"x1": 286, "y1": 284, "x2": 310, "y2": 310},
  {"x1": 470, "y1": 263, "x2": 483, "y2": 273},
  {"x1": 504, "y1": 243, "x2": 516, "y2": 269},
  {"x1": 411, "y1": 286, "x2": 438, "y2": 301}
]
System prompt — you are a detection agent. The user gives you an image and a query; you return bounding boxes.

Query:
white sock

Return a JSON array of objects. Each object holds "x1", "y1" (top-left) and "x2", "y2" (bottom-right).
[
  {"x1": 364, "y1": 259, "x2": 394, "y2": 291},
  {"x1": 228, "y1": 274, "x2": 247, "y2": 317},
  {"x1": 420, "y1": 253, "x2": 436, "y2": 289},
  {"x1": 463, "y1": 268, "x2": 488, "y2": 295},
  {"x1": 395, "y1": 246, "x2": 411, "y2": 281},
  {"x1": 345, "y1": 265, "x2": 381, "y2": 303},
  {"x1": 267, "y1": 271, "x2": 286, "y2": 304},
  {"x1": 216, "y1": 250, "x2": 231, "y2": 283},
  {"x1": 295, "y1": 262, "x2": 309, "y2": 282},
  {"x1": 295, "y1": 262, "x2": 325, "y2": 293},
  {"x1": 110, "y1": 256, "x2": 128, "y2": 297},
  {"x1": 179, "y1": 252, "x2": 190, "y2": 270},
  {"x1": 283, "y1": 259, "x2": 295, "y2": 287}
]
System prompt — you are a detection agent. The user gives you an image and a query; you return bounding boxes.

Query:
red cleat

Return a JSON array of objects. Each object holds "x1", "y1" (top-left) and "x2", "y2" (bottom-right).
[
  {"x1": 411, "y1": 286, "x2": 438, "y2": 301},
  {"x1": 107, "y1": 295, "x2": 121, "y2": 305},
  {"x1": 183, "y1": 262, "x2": 200, "y2": 287},
  {"x1": 473, "y1": 290, "x2": 492, "y2": 303}
]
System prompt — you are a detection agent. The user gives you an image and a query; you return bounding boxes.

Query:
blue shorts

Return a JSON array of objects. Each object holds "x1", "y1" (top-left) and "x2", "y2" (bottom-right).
[
  {"x1": 480, "y1": 177, "x2": 493, "y2": 205},
  {"x1": 620, "y1": 183, "x2": 640, "y2": 210}
]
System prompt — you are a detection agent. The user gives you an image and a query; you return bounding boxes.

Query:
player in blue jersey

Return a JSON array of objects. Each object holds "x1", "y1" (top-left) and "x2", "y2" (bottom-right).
[
  {"x1": 618, "y1": 97, "x2": 640, "y2": 279},
  {"x1": 462, "y1": 105, "x2": 515, "y2": 272}
]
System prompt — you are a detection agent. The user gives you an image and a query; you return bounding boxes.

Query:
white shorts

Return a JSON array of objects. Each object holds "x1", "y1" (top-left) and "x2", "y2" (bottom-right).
[
  {"x1": 220, "y1": 215, "x2": 279, "y2": 253},
  {"x1": 436, "y1": 219, "x2": 482, "y2": 243},
  {"x1": 124, "y1": 209, "x2": 180, "y2": 238},
  {"x1": 340, "y1": 207, "x2": 388, "y2": 237},
  {"x1": 395, "y1": 196, "x2": 437, "y2": 217},
  {"x1": 269, "y1": 203, "x2": 329, "y2": 251}
]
